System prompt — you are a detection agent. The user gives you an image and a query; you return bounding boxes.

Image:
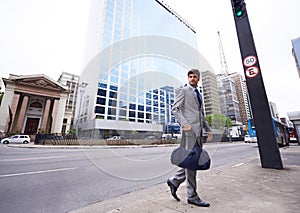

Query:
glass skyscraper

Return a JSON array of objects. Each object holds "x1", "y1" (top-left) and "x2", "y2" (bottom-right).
[
  {"x1": 217, "y1": 74, "x2": 242, "y2": 124},
  {"x1": 292, "y1": 37, "x2": 300, "y2": 78},
  {"x1": 201, "y1": 70, "x2": 221, "y2": 116},
  {"x1": 76, "y1": 0, "x2": 201, "y2": 139}
]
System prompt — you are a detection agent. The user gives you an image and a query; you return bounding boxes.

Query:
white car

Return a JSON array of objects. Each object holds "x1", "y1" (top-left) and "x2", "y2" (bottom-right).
[
  {"x1": 106, "y1": 136, "x2": 124, "y2": 140},
  {"x1": 144, "y1": 136, "x2": 156, "y2": 140},
  {"x1": 244, "y1": 135, "x2": 257, "y2": 143},
  {"x1": 1, "y1": 135, "x2": 31, "y2": 144}
]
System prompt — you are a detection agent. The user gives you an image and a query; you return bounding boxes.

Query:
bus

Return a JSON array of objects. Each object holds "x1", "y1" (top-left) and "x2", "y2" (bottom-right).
[
  {"x1": 272, "y1": 119, "x2": 289, "y2": 146},
  {"x1": 288, "y1": 127, "x2": 298, "y2": 143},
  {"x1": 247, "y1": 119, "x2": 256, "y2": 137},
  {"x1": 246, "y1": 118, "x2": 289, "y2": 146}
]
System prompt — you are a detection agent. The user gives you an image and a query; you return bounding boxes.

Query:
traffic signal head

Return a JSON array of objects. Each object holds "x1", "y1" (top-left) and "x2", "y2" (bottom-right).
[{"x1": 233, "y1": 0, "x2": 245, "y2": 18}]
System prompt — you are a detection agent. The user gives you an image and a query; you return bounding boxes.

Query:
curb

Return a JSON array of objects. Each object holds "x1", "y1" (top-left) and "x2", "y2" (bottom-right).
[
  {"x1": 6, "y1": 143, "x2": 179, "y2": 149},
  {"x1": 6, "y1": 142, "x2": 245, "y2": 149}
]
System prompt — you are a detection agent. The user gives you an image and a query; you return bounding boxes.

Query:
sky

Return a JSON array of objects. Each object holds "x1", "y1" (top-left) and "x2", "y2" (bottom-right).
[{"x1": 0, "y1": 0, "x2": 299, "y2": 118}]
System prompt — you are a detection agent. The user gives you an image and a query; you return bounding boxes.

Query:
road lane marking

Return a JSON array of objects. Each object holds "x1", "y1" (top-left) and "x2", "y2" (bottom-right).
[
  {"x1": 232, "y1": 163, "x2": 244, "y2": 168},
  {"x1": 0, "y1": 155, "x2": 69, "y2": 162},
  {"x1": 0, "y1": 167, "x2": 78, "y2": 178}
]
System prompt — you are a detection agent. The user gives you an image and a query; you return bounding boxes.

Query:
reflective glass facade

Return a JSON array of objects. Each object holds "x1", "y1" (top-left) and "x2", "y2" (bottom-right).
[
  {"x1": 78, "y1": 0, "x2": 200, "y2": 138},
  {"x1": 95, "y1": 57, "x2": 182, "y2": 124}
]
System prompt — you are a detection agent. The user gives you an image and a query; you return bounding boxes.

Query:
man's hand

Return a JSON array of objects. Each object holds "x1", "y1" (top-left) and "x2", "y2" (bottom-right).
[
  {"x1": 182, "y1": 124, "x2": 192, "y2": 132},
  {"x1": 207, "y1": 131, "x2": 213, "y2": 141}
]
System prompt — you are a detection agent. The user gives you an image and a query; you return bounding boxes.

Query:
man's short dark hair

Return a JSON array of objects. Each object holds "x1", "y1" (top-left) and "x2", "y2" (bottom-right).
[{"x1": 187, "y1": 69, "x2": 200, "y2": 78}]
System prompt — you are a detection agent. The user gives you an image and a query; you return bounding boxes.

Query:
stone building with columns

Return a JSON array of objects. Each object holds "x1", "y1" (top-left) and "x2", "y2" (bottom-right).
[{"x1": 0, "y1": 74, "x2": 69, "y2": 137}]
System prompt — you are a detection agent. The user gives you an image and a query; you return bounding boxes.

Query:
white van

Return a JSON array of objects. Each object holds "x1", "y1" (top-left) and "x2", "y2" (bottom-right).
[{"x1": 1, "y1": 135, "x2": 31, "y2": 144}]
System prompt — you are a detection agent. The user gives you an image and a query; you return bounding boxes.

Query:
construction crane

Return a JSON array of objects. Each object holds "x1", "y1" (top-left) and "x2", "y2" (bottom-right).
[{"x1": 218, "y1": 31, "x2": 229, "y2": 76}]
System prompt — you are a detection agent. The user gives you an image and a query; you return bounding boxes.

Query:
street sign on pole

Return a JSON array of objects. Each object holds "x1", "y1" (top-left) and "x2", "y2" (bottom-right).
[{"x1": 230, "y1": 0, "x2": 283, "y2": 169}]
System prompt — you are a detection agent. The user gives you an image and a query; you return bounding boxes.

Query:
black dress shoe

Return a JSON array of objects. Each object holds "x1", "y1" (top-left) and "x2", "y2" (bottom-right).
[
  {"x1": 187, "y1": 198, "x2": 210, "y2": 207},
  {"x1": 167, "y1": 179, "x2": 180, "y2": 201}
]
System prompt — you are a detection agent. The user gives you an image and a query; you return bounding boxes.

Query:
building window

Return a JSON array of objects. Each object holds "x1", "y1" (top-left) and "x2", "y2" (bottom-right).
[
  {"x1": 98, "y1": 83, "x2": 107, "y2": 88},
  {"x1": 138, "y1": 112, "x2": 144, "y2": 119},
  {"x1": 129, "y1": 111, "x2": 135, "y2": 118},
  {"x1": 129, "y1": 103, "x2": 136, "y2": 110},
  {"x1": 95, "y1": 106, "x2": 105, "y2": 114},
  {"x1": 119, "y1": 109, "x2": 126, "y2": 117},
  {"x1": 146, "y1": 113, "x2": 151, "y2": 119},
  {"x1": 97, "y1": 97, "x2": 106, "y2": 105},
  {"x1": 98, "y1": 89, "x2": 107, "y2": 97},
  {"x1": 30, "y1": 102, "x2": 42, "y2": 108},
  {"x1": 108, "y1": 107, "x2": 116, "y2": 115},
  {"x1": 138, "y1": 105, "x2": 144, "y2": 111},
  {"x1": 146, "y1": 99, "x2": 151, "y2": 105},
  {"x1": 110, "y1": 85, "x2": 118, "y2": 91},
  {"x1": 109, "y1": 99, "x2": 117, "y2": 107},
  {"x1": 109, "y1": 91, "x2": 117, "y2": 99}
]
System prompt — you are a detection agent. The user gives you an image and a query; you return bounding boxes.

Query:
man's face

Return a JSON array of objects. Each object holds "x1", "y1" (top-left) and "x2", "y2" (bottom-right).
[{"x1": 188, "y1": 74, "x2": 199, "y2": 87}]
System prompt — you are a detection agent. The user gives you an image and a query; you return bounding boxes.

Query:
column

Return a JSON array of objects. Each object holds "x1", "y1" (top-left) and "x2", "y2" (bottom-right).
[
  {"x1": 51, "y1": 99, "x2": 59, "y2": 133},
  {"x1": 0, "y1": 84, "x2": 16, "y2": 132},
  {"x1": 8, "y1": 93, "x2": 20, "y2": 132},
  {"x1": 40, "y1": 99, "x2": 51, "y2": 132},
  {"x1": 53, "y1": 93, "x2": 68, "y2": 133},
  {"x1": 15, "y1": 95, "x2": 29, "y2": 133}
]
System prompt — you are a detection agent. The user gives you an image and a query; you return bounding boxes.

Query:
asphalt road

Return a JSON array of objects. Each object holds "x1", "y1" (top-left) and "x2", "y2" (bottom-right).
[{"x1": 0, "y1": 142, "x2": 259, "y2": 213}]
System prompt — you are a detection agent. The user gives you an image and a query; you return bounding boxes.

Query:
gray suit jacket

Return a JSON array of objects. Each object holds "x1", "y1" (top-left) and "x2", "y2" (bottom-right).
[{"x1": 171, "y1": 85, "x2": 211, "y2": 138}]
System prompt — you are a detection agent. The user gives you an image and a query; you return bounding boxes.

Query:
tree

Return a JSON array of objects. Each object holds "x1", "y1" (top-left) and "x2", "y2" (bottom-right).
[
  {"x1": 66, "y1": 128, "x2": 77, "y2": 139},
  {"x1": 67, "y1": 128, "x2": 76, "y2": 134},
  {"x1": 206, "y1": 113, "x2": 232, "y2": 129},
  {"x1": 0, "y1": 92, "x2": 3, "y2": 106},
  {"x1": 225, "y1": 117, "x2": 233, "y2": 128}
]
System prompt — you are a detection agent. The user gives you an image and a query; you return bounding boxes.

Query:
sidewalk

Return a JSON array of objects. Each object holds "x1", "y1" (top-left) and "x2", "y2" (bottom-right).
[{"x1": 70, "y1": 145, "x2": 300, "y2": 213}]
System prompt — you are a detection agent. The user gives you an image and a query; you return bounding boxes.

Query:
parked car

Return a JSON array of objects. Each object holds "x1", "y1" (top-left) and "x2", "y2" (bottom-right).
[
  {"x1": 161, "y1": 134, "x2": 172, "y2": 139},
  {"x1": 161, "y1": 134, "x2": 178, "y2": 140},
  {"x1": 244, "y1": 135, "x2": 257, "y2": 143},
  {"x1": 144, "y1": 136, "x2": 157, "y2": 140},
  {"x1": 106, "y1": 136, "x2": 124, "y2": 140},
  {"x1": 1, "y1": 135, "x2": 31, "y2": 144}
]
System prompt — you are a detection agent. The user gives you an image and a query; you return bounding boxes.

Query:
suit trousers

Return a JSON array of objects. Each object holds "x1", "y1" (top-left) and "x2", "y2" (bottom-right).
[{"x1": 169, "y1": 131, "x2": 201, "y2": 200}]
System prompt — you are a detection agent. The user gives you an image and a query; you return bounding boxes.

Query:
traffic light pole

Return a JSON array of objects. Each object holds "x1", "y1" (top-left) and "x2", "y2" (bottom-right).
[{"x1": 230, "y1": 0, "x2": 283, "y2": 169}]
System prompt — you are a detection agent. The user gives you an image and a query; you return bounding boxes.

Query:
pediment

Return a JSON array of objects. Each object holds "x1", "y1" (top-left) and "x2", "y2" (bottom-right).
[{"x1": 13, "y1": 75, "x2": 67, "y2": 91}]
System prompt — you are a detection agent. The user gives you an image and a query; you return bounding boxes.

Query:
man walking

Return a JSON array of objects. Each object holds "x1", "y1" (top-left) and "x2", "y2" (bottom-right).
[{"x1": 167, "y1": 69, "x2": 212, "y2": 207}]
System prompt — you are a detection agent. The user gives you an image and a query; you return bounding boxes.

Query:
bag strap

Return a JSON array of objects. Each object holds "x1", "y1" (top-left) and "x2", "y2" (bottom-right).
[{"x1": 180, "y1": 130, "x2": 200, "y2": 149}]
